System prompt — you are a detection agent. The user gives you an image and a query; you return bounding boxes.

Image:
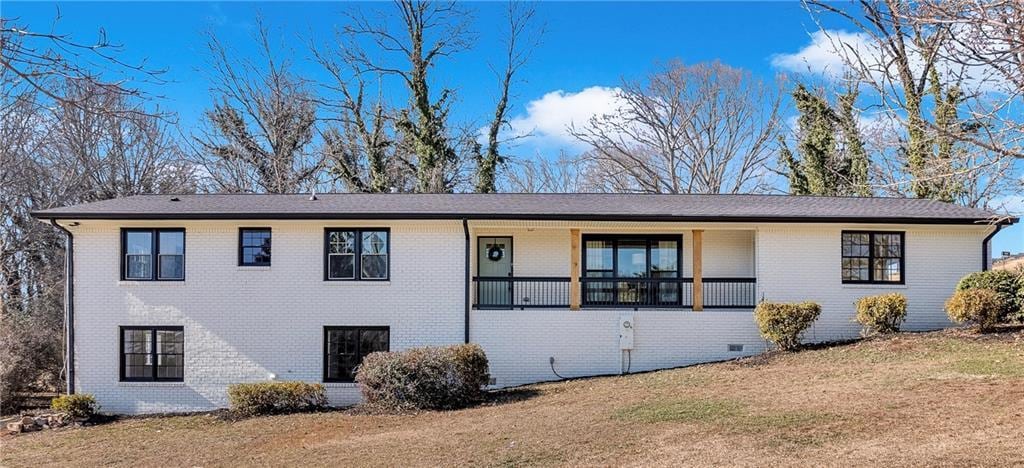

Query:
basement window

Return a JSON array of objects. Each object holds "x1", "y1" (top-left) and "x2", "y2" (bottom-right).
[
  {"x1": 323, "y1": 326, "x2": 389, "y2": 383},
  {"x1": 120, "y1": 326, "x2": 184, "y2": 382}
]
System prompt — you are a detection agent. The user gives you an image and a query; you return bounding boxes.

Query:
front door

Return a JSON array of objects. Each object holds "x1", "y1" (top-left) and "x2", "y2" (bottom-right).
[{"x1": 477, "y1": 237, "x2": 512, "y2": 307}]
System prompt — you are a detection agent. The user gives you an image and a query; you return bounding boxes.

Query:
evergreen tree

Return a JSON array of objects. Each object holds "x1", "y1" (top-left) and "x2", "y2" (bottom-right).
[
  {"x1": 926, "y1": 66, "x2": 970, "y2": 203},
  {"x1": 836, "y1": 88, "x2": 871, "y2": 197},
  {"x1": 781, "y1": 83, "x2": 872, "y2": 197}
]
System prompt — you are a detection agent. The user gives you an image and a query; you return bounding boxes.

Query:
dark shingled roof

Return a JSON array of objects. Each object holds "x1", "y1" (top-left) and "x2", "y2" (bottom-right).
[{"x1": 31, "y1": 193, "x2": 1016, "y2": 225}]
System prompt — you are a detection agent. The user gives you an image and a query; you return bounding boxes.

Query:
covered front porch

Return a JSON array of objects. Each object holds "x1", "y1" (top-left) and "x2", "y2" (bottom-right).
[{"x1": 469, "y1": 221, "x2": 757, "y2": 311}]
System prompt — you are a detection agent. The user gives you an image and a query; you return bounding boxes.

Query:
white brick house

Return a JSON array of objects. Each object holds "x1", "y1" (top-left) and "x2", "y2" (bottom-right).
[{"x1": 33, "y1": 194, "x2": 1016, "y2": 414}]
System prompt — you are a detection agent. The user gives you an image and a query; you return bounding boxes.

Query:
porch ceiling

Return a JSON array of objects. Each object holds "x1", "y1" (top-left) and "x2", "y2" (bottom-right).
[{"x1": 467, "y1": 220, "x2": 758, "y2": 230}]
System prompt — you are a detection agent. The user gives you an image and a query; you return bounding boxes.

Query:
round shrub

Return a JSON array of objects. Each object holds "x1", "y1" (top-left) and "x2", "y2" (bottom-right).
[
  {"x1": 956, "y1": 270, "x2": 1024, "y2": 322},
  {"x1": 51, "y1": 394, "x2": 99, "y2": 420},
  {"x1": 753, "y1": 301, "x2": 822, "y2": 351},
  {"x1": 946, "y1": 288, "x2": 1002, "y2": 332},
  {"x1": 227, "y1": 381, "x2": 327, "y2": 417},
  {"x1": 356, "y1": 343, "x2": 490, "y2": 411},
  {"x1": 855, "y1": 293, "x2": 907, "y2": 335}
]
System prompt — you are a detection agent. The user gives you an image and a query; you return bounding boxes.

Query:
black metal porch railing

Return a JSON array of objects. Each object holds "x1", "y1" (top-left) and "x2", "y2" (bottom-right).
[
  {"x1": 701, "y1": 277, "x2": 758, "y2": 308},
  {"x1": 472, "y1": 276, "x2": 756, "y2": 309},
  {"x1": 473, "y1": 276, "x2": 572, "y2": 309}
]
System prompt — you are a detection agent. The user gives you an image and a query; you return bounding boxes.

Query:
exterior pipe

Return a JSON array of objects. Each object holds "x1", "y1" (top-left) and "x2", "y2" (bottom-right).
[
  {"x1": 982, "y1": 223, "x2": 1003, "y2": 271},
  {"x1": 49, "y1": 219, "x2": 75, "y2": 394},
  {"x1": 462, "y1": 218, "x2": 470, "y2": 344}
]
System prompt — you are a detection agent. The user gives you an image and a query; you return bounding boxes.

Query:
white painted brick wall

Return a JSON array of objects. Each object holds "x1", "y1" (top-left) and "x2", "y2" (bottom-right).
[
  {"x1": 756, "y1": 224, "x2": 988, "y2": 340},
  {"x1": 472, "y1": 309, "x2": 766, "y2": 387},
  {"x1": 470, "y1": 224, "x2": 987, "y2": 387},
  {"x1": 71, "y1": 220, "x2": 465, "y2": 414},
  {"x1": 69, "y1": 220, "x2": 989, "y2": 413}
]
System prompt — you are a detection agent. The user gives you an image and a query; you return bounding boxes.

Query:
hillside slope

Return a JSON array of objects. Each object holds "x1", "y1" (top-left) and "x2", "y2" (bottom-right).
[{"x1": 3, "y1": 328, "x2": 1024, "y2": 467}]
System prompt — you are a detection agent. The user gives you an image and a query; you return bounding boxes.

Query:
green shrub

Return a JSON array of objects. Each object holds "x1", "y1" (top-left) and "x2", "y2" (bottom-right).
[
  {"x1": 753, "y1": 301, "x2": 822, "y2": 351},
  {"x1": 227, "y1": 381, "x2": 327, "y2": 417},
  {"x1": 956, "y1": 270, "x2": 1024, "y2": 322},
  {"x1": 855, "y1": 293, "x2": 908, "y2": 335},
  {"x1": 51, "y1": 394, "x2": 99, "y2": 420},
  {"x1": 946, "y1": 288, "x2": 1003, "y2": 332},
  {"x1": 356, "y1": 343, "x2": 490, "y2": 411}
]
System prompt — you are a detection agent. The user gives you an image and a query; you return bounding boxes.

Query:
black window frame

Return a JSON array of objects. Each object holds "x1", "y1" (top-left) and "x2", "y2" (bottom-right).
[
  {"x1": 323, "y1": 228, "x2": 391, "y2": 281},
  {"x1": 238, "y1": 227, "x2": 272, "y2": 267},
  {"x1": 581, "y1": 234, "x2": 684, "y2": 279},
  {"x1": 581, "y1": 234, "x2": 684, "y2": 307},
  {"x1": 322, "y1": 326, "x2": 390, "y2": 383},
  {"x1": 841, "y1": 230, "x2": 905, "y2": 285},
  {"x1": 119, "y1": 325, "x2": 185, "y2": 382},
  {"x1": 120, "y1": 228, "x2": 186, "y2": 281}
]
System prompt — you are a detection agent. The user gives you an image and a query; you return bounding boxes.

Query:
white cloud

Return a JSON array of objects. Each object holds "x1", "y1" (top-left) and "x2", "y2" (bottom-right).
[
  {"x1": 772, "y1": 29, "x2": 1002, "y2": 92},
  {"x1": 771, "y1": 30, "x2": 875, "y2": 79},
  {"x1": 506, "y1": 86, "x2": 625, "y2": 149},
  {"x1": 991, "y1": 180, "x2": 1024, "y2": 215}
]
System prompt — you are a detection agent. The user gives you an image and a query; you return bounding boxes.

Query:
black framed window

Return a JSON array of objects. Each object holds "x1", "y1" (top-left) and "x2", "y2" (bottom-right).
[
  {"x1": 121, "y1": 228, "x2": 185, "y2": 281},
  {"x1": 581, "y1": 235, "x2": 682, "y2": 306},
  {"x1": 325, "y1": 229, "x2": 390, "y2": 281},
  {"x1": 239, "y1": 228, "x2": 272, "y2": 266},
  {"x1": 120, "y1": 326, "x2": 184, "y2": 382},
  {"x1": 323, "y1": 326, "x2": 389, "y2": 382},
  {"x1": 842, "y1": 231, "x2": 904, "y2": 284}
]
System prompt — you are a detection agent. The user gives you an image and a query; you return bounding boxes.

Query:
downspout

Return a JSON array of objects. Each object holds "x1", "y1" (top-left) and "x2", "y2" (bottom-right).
[
  {"x1": 981, "y1": 223, "x2": 1003, "y2": 271},
  {"x1": 50, "y1": 219, "x2": 75, "y2": 395},
  {"x1": 462, "y1": 218, "x2": 470, "y2": 343}
]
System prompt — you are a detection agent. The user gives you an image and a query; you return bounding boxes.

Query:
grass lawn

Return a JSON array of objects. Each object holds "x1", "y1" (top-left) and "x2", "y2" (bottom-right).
[{"x1": 3, "y1": 328, "x2": 1024, "y2": 467}]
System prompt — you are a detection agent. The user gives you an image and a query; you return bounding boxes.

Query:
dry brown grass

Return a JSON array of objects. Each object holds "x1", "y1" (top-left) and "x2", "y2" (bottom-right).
[{"x1": 3, "y1": 328, "x2": 1024, "y2": 467}]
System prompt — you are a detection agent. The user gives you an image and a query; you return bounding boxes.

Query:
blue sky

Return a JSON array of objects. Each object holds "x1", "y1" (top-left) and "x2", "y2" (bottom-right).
[{"x1": 7, "y1": 1, "x2": 1022, "y2": 253}]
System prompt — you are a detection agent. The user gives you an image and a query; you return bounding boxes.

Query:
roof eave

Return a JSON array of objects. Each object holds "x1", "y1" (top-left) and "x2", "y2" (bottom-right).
[{"x1": 29, "y1": 211, "x2": 1018, "y2": 225}]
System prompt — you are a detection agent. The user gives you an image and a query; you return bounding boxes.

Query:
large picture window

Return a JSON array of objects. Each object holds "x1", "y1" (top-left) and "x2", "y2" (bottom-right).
[
  {"x1": 323, "y1": 326, "x2": 389, "y2": 382},
  {"x1": 324, "y1": 229, "x2": 390, "y2": 280},
  {"x1": 581, "y1": 235, "x2": 682, "y2": 306},
  {"x1": 120, "y1": 326, "x2": 184, "y2": 382},
  {"x1": 239, "y1": 228, "x2": 272, "y2": 266},
  {"x1": 841, "y1": 231, "x2": 904, "y2": 284},
  {"x1": 121, "y1": 228, "x2": 185, "y2": 281}
]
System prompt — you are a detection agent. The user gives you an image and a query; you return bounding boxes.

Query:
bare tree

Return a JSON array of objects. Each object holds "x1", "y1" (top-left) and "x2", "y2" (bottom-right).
[
  {"x1": 804, "y1": 0, "x2": 1021, "y2": 207},
  {"x1": 909, "y1": 1, "x2": 1024, "y2": 96},
  {"x1": 902, "y1": 0, "x2": 1024, "y2": 159},
  {"x1": 343, "y1": 0, "x2": 473, "y2": 193},
  {"x1": 1, "y1": 79, "x2": 193, "y2": 408},
  {"x1": 1, "y1": 13, "x2": 165, "y2": 116},
  {"x1": 571, "y1": 60, "x2": 782, "y2": 194},
  {"x1": 474, "y1": 2, "x2": 542, "y2": 193},
  {"x1": 864, "y1": 111, "x2": 1018, "y2": 208},
  {"x1": 194, "y1": 20, "x2": 323, "y2": 193},
  {"x1": 312, "y1": 32, "x2": 411, "y2": 193},
  {"x1": 805, "y1": 0, "x2": 956, "y2": 198},
  {"x1": 502, "y1": 152, "x2": 592, "y2": 193},
  {"x1": 1, "y1": 11, "x2": 192, "y2": 408}
]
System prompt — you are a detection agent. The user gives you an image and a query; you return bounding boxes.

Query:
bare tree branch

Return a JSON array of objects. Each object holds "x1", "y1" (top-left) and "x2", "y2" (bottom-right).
[{"x1": 571, "y1": 60, "x2": 782, "y2": 194}]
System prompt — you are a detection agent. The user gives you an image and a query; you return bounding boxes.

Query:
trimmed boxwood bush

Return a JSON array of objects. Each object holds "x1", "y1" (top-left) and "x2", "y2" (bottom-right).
[
  {"x1": 227, "y1": 381, "x2": 327, "y2": 417},
  {"x1": 956, "y1": 270, "x2": 1024, "y2": 322},
  {"x1": 946, "y1": 288, "x2": 1003, "y2": 332},
  {"x1": 51, "y1": 394, "x2": 99, "y2": 420},
  {"x1": 356, "y1": 343, "x2": 489, "y2": 411},
  {"x1": 753, "y1": 301, "x2": 821, "y2": 351},
  {"x1": 855, "y1": 293, "x2": 908, "y2": 335}
]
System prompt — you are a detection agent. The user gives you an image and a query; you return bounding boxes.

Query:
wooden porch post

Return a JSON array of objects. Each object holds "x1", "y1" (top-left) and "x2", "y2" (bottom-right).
[
  {"x1": 693, "y1": 229, "x2": 703, "y2": 312},
  {"x1": 570, "y1": 229, "x2": 581, "y2": 310}
]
